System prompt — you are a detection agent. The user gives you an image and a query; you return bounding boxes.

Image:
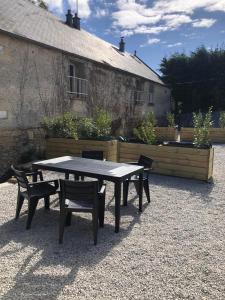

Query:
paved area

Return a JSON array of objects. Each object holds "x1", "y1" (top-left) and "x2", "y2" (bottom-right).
[{"x1": 0, "y1": 145, "x2": 224, "y2": 299}]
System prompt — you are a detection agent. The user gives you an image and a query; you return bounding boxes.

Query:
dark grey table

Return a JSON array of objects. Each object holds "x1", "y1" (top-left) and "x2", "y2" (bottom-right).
[{"x1": 32, "y1": 156, "x2": 144, "y2": 232}]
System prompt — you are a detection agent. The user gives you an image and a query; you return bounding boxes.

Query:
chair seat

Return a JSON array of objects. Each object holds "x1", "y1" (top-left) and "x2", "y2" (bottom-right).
[
  {"x1": 22, "y1": 183, "x2": 57, "y2": 199},
  {"x1": 65, "y1": 199, "x2": 93, "y2": 211}
]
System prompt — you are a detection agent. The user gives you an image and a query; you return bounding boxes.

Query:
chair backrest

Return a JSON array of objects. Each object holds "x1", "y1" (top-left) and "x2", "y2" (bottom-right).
[
  {"x1": 60, "y1": 179, "x2": 98, "y2": 204},
  {"x1": 82, "y1": 150, "x2": 104, "y2": 161},
  {"x1": 138, "y1": 155, "x2": 154, "y2": 169},
  {"x1": 11, "y1": 165, "x2": 29, "y2": 189}
]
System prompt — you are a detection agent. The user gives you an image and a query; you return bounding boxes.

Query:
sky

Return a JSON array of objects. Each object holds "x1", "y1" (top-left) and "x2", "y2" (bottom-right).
[{"x1": 43, "y1": 0, "x2": 225, "y2": 73}]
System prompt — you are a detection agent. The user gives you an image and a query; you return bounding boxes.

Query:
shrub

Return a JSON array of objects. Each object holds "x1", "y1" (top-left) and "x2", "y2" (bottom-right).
[
  {"x1": 193, "y1": 107, "x2": 213, "y2": 148},
  {"x1": 167, "y1": 112, "x2": 175, "y2": 127},
  {"x1": 133, "y1": 112, "x2": 156, "y2": 144},
  {"x1": 219, "y1": 111, "x2": 225, "y2": 128},
  {"x1": 78, "y1": 117, "x2": 95, "y2": 138},
  {"x1": 42, "y1": 112, "x2": 78, "y2": 139},
  {"x1": 93, "y1": 108, "x2": 112, "y2": 138}
]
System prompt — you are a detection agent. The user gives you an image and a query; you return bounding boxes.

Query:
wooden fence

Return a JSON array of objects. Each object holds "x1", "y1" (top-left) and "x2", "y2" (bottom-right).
[{"x1": 180, "y1": 128, "x2": 225, "y2": 143}]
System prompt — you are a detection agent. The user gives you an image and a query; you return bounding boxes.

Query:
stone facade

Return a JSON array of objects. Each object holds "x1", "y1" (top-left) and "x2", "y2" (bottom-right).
[{"x1": 0, "y1": 31, "x2": 170, "y2": 176}]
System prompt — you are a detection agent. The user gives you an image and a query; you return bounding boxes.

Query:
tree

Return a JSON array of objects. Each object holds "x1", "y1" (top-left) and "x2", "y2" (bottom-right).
[
  {"x1": 160, "y1": 46, "x2": 225, "y2": 115},
  {"x1": 28, "y1": 0, "x2": 48, "y2": 10}
]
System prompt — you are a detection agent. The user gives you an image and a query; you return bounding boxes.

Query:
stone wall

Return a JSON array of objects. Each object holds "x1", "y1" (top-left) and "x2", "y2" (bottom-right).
[{"x1": 0, "y1": 127, "x2": 45, "y2": 178}]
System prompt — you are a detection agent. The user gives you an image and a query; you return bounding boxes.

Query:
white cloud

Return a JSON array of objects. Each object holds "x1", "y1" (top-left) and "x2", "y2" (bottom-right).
[
  {"x1": 67, "y1": 0, "x2": 91, "y2": 18},
  {"x1": 167, "y1": 42, "x2": 183, "y2": 48},
  {"x1": 112, "y1": 0, "x2": 223, "y2": 37},
  {"x1": 95, "y1": 8, "x2": 109, "y2": 18},
  {"x1": 192, "y1": 18, "x2": 216, "y2": 28},
  {"x1": 147, "y1": 38, "x2": 160, "y2": 45}
]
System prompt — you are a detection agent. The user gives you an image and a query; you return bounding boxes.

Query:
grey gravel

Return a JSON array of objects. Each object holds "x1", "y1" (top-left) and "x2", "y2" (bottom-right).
[{"x1": 0, "y1": 145, "x2": 225, "y2": 300}]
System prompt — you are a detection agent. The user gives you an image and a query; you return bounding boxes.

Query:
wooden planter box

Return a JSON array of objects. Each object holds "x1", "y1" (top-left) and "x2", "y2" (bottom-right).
[
  {"x1": 155, "y1": 127, "x2": 177, "y2": 141},
  {"x1": 46, "y1": 138, "x2": 214, "y2": 181},
  {"x1": 46, "y1": 138, "x2": 118, "y2": 161},
  {"x1": 180, "y1": 128, "x2": 225, "y2": 143},
  {"x1": 118, "y1": 142, "x2": 214, "y2": 181}
]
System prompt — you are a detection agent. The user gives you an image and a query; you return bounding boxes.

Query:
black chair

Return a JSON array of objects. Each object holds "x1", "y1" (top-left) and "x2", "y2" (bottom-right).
[
  {"x1": 11, "y1": 165, "x2": 59, "y2": 229},
  {"x1": 65, "y1": 151, "x2": 104, "y2": 182},
  {"x1": 59, "y1": 179, "x2": 106, "y2": 245},
  {"x1": 123, "y1": 155, "x2": 153, "y2": 206}
]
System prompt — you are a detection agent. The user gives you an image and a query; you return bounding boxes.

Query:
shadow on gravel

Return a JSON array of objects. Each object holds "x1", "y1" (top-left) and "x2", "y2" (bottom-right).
[
  {"x1": 0, "y1": 194, "x2": 149, "y2": 299},
  {"x1": 149, "y1": 173, "x2": 215, "y2": 203}
]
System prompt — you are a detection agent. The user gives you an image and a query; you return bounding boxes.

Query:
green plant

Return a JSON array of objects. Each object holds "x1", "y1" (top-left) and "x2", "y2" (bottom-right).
[
  {"x1": 133, "y1": 112, "x2": 156, "y2": 144},
  {"x1": 219, "y1": 111, "x2": 225, "y2": 128},
  {"x1": 167, "y1": 112, "x2": 175, "y2": 127},
  {"x1": 193, "y1": 107, "x2": 213, "y2": 148},
  {"x1": 93, "y1": 108, "x2": 112, "y2": 138},
  {"x1": 42, "y1": 112, "x2": 78, "y2": 139},
  {"x1": 78, "y1": 117, "x2": 95, "y2": 138}
]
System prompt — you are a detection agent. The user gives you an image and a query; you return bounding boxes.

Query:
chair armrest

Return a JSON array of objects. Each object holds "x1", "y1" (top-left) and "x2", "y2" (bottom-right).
[{"x1": 29, "y1": 179, "x2": 59, "y2": 189}]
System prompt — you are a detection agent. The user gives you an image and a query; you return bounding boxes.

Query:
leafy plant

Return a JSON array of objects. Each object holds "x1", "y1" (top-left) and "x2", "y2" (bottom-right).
[
  {"x1": 133, "y1": 112, "x2": 156, "y2": 144},
  {"x1": 93, "y1": 108, "x2": 112, "y2": 138},
  {"x1": 193, "y1": 107, "x2": 213, "y2": 148},
  {"x1": 219, "y1": 111, "x2": 225, "y2": 128},
  {"x1": 42, "y1": 112, "x2": 78, "y2": 139},
  {"x1": 78, "y1": 117, "x2": 95, "y2": 138},
  {"x1": 167, "y1": 112, "x2": 175, "y2": 127}
]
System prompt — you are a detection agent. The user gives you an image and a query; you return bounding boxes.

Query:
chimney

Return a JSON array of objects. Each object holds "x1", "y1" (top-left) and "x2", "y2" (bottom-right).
[
  {"x1": 119, "y1": 37, "x2": 125, "y2": 52},
  {"x1": 73, "y1": 13, "x2": 80, "y2": 30},
  {"x1": 66, "y1": 9, "x2": 73, "y2": 27}
]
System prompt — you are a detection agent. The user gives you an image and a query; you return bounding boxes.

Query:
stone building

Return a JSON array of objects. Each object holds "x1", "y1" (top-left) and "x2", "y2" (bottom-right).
[{"x1": 0, "y1": 0, "x2": 170, "y2": 177}]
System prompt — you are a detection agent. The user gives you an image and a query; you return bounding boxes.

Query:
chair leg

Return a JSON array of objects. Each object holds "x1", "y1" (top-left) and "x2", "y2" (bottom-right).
[
  {"x1": 44, "y1": 196, "x2": 50, "y2": 210},
  {"x1": 26, "y1": 198, "x2": 39, "y2": 229},
  {"x1": 15, "y1": 193, "x2": 24, "y2": 219},
  {"x1": 65, "y1": 172, "x2": 69, "y2": 180},
  {"x1": 98, "y1": 198, "x2": 105, "y2": 228},
  {"x1": 143, "y1": 179, "x2": 150, "y2": 203},
  {"x1": 59, "y1": 210, "x2": 67, "y2": 244},
  {"x1": 81, "y1": 175, "x2": 84, "y2": 181},
  {"x1": 92, "y1": 212, "x2": 98, "y2": 245},
  {"x1": 65, "y1": 211, "x2": 72, "y2": 226},
  {"x1": 134, "y1": 181, "x2": 140, "y2": 194},
  {"x1": 123, "y1": 181, "x2": 129, "y2": 206}
]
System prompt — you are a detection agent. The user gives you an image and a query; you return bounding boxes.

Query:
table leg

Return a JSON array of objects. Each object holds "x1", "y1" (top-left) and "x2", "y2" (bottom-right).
[
  {"x1": 139, "y1": 172, "x2": 143, "y2": 212},
  {"x1": 114, "y1": 181, "x2": 121, "y2": 233}
]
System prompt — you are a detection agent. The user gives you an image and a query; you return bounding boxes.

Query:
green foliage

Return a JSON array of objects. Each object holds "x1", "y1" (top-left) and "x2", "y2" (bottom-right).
[
  {"x1": 78, "y1": 117, "x2": 96, "y2": 138},
  {"x1": 42, "y1": 112, "x2": 78, "y2": 139},
  {"x1": 133, "y1": 112, "x2": 156, "y2": 144},
  {"x1": 219, "y1": 111, "x2": 225, "y2": 128},
  {"x1": 193, "y1": 107, "x2": 213, "y2": 148},
  {"x1": 93, "y1": 108, "x2": 112, "y2": 138},
  {"x1": 77, "y1": 108, "x2": 112, "y2": 139},
  {"x1": 160, "y1": 46, "x2": 225, "y2": 114},
  {"x1": 28, "y1": 0, "x2": 48, "y2": 9},
  {"x1": 167, "y1": 112, "x2": 175, "y2": 127}
]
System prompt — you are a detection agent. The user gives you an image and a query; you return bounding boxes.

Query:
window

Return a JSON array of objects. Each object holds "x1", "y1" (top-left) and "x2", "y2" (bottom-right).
[{"x1": 67, "y1": 62, "x2": 88, "y2": 98}]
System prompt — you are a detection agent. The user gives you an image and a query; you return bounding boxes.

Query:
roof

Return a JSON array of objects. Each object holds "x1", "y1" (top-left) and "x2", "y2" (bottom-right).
[{"x1": 0, "y1": 0, "x2": 164, "y2": 85}]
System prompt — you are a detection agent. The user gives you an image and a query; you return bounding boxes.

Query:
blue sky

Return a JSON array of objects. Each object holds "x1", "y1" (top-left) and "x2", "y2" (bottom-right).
[{"x1": 44, "y1": 0, "x2": 225, "y2": 73}]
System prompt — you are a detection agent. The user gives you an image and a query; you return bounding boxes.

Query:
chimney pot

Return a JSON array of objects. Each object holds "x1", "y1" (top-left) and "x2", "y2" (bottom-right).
[
  {"x1": 66, "y1": 9, "x2": 73, "y2": 27},
  {"x1": 73, "y1": 13, "x2": 81, "y2": 30},
  {"x1": 119, "y1": 37, "x2": 125, "y2": 52}
]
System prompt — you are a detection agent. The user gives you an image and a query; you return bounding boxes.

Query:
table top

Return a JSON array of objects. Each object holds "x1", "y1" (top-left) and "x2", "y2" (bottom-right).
[{"x1": 33, "y1": 156, "x2": 144, "y2": 181}]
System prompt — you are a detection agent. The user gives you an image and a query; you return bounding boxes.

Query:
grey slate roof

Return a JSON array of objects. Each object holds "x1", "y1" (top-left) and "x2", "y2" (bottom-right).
[{"x1": 0, "y1": 0, "x2": 164, "y2": 85}]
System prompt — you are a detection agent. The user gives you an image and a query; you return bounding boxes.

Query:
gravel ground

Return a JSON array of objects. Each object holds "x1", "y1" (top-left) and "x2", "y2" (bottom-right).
[{"x1": 0, "y1": 145, "x2": 225, "y2": 300}]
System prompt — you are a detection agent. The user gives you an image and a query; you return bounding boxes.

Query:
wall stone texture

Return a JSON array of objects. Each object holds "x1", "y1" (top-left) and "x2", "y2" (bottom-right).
[{"x1": 0, "y1": 31, "x2": 171, "y2": 175}]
